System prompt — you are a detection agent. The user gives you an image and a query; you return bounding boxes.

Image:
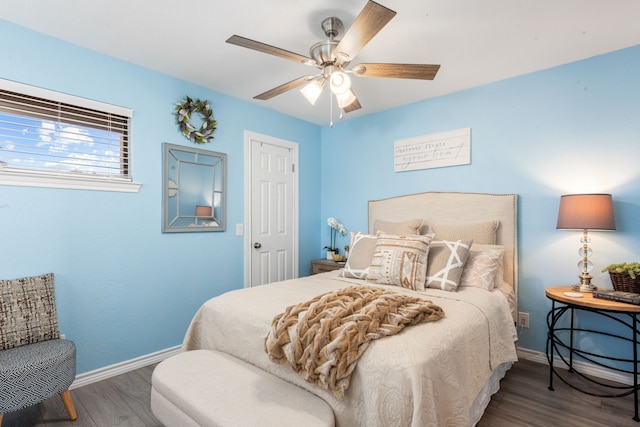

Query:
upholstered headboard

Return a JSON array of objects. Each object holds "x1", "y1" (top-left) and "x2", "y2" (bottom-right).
[{"x1": 368, "y1": 191, "x2": 518, "y2": 317}]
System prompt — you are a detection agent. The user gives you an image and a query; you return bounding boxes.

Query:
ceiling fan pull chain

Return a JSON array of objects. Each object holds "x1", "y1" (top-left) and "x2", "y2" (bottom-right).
[{"x1": 329, "y1": 92, "x2": 334, "y2": 127}]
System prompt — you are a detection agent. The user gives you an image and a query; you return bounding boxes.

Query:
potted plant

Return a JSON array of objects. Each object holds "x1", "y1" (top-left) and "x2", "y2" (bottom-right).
[
  {"x1": 324, "y1": 217, "x2": 347, "y2": 260},
  {"x1": 601, "y1": 262, "x2": 640, "y2": 292}
]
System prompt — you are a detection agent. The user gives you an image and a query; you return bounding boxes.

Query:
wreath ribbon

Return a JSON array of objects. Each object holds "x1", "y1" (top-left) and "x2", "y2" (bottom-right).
[{"x1": 175, "y1": 96, "x2": 217, "y2": 144}]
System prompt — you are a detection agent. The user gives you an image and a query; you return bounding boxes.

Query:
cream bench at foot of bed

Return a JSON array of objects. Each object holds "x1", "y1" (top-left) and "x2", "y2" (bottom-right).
[{"x1": 151, "y1": 349, "x2": 335, "y2": 427}]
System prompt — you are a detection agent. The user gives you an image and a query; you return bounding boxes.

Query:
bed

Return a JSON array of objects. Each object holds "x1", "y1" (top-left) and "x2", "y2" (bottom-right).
[{"x1": 181, "y1": 191, "x2": 519, "y2": 426}]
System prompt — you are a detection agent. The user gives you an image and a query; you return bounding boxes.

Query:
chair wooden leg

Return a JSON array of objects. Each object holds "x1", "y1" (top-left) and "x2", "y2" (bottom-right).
[
  {"x1": 0, "y1": 412, "x2": 4, "y2": 426},
  {"x1": 59, "y1": 389, "x2": 78, "y2": 421}
]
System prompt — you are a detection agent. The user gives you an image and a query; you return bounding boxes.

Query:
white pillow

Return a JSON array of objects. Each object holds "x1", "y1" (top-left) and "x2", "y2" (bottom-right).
[
  {"x1": 470, "y1": 243, "x2": 505, "y2": 288},
  {"x1": 459, "y1": 248, "x2": 505, "y2": 291}
]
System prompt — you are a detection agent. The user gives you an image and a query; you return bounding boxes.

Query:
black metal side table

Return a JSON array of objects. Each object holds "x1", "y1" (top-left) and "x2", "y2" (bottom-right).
[{"x1": 546, "y1": 286, "x2": 640, "y2": 422}]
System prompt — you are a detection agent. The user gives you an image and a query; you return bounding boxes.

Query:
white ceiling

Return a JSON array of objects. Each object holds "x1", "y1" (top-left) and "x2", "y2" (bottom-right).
[{"x1": 2, "y1": 0, "x2": 640, "y2": 125}]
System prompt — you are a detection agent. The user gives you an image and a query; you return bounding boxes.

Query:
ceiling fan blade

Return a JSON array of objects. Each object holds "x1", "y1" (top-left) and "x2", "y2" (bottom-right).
[
  {"x1": 343, "y1": 95, "x2": 362, "y2": 113},
  {"x1": 334, "y1": 1, "x2": 397, "y2": 64},
  {"x1": 226, "y1": 35, "x2": 316, "y2": 66},
  {"x1": 353, "y1": 63, "x2": 440, "y2": 80},
  {"x1": 254, "y1": 76, "x2": 315, "y2": 100}
]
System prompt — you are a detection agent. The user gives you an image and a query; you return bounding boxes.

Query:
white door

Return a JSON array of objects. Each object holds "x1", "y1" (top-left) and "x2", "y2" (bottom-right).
[{"x1": 245, "y1": 131, "x2": 298, "y2": 287}]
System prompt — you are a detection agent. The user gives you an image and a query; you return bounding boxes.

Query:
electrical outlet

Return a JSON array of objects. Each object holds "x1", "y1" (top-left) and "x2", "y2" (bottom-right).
[{"x1": 518, "y1": 312, "x2": 530, "y2": 328}]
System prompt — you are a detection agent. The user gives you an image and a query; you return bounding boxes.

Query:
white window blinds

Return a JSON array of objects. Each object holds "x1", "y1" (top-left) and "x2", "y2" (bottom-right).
[{"x1": 0, "y1": 79, "x2": 133, "y2": 183}]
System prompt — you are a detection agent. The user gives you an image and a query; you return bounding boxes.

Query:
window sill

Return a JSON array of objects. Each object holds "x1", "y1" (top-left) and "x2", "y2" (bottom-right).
[{"x1": 0, "y1": 172, "x2": 142, "y2": 193}]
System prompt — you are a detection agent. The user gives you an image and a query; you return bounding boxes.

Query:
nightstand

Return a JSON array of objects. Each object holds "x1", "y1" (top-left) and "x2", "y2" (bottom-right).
[
  {"x1": 310, "y1": 259, "x2": 344, "y2": 275},
  {"x1": 545, "y1": 286, "x2": 640, "y2": 422}
]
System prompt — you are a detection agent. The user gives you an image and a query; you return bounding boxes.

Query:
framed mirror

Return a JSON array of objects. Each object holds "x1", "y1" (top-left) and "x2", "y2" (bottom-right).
[{"x1": 162, "y1": 143, "x2": 227, "y2": 233}]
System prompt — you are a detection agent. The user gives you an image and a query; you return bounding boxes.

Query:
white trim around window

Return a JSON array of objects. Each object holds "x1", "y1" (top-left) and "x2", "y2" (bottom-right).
[{"x1": 0, "y1": 78, "x2": 141, "y2": 192}]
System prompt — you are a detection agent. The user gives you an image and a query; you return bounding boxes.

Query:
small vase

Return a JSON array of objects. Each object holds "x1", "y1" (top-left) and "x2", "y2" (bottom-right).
[{"x1": 326, "y1": 250, "x2": 335, "y2": 260}]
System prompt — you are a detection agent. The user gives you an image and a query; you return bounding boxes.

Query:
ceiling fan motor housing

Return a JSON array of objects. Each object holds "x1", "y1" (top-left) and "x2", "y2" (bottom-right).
[
  {"x1": 310, "y1": 16, "x2": 348, "y2": 67},
  {"x1": 309, "y1": 40, "x2": 339, "y2": 66}
]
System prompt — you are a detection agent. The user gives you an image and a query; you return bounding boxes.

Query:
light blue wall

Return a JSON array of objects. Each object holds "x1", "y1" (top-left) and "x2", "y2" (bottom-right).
[
  {"x1": 3, "y1": 17, "x2": 640, "y2": 374},
  {"x1": 319, "y1": 44, "x2": 640, "y2": 358},
  {"x1": 0, "y1": 20, "x2": 321, "y2": 373}
]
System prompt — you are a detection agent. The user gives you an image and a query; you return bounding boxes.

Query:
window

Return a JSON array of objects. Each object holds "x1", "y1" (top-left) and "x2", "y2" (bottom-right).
[{"x1": 0, "y1": 78, "x2": 140, "y2": 192}]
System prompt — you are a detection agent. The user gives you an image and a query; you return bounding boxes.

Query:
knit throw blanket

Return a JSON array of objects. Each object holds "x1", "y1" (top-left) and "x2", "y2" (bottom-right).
[{"x1": 264, "y1": 285, "x2": 445, "y2": 398}]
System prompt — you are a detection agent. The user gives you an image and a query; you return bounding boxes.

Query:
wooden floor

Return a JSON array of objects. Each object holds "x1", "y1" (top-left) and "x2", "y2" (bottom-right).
[
  {"x1": 3, "y1": 364, "x2": 161, "y2": 427},
  {"x1": 3, "y1": 359, "x2": 638, "y2": 426},
  {"x1": 477, "y1": 359, "x2": 637, "y2": 427}
]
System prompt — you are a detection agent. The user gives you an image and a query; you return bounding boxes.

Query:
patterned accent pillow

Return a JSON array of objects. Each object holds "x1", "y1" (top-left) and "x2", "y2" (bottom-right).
[
  {"x1": 341, "y1": 232, "x2": 378, "y2": 279},
  {"x1": 431, "y1": 220, "x2": 499, "y2": 245},
  {"x1": 470, "y1": 243, "x2": 505, "y2": 288},
  {"x1": 373, "y1": 218, "x2": 423, "y2": 235},
  {"x1": 459, "y1": 249, "x2": 505, "y2": 290},
  {"x1": 0, "y1": 273, "x2": 60, "y2": 350},
  {"x1": 426, "y1": 239, "x2": 473, "y2": 291},
  {"x1": 367, "y1": 233, "x2": 433, "y2": 291}
]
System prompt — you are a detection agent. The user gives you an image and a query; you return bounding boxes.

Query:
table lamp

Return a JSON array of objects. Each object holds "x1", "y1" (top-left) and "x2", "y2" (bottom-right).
[{"x1": 556, "y1": 193, "x2": 616, "y2": 292}]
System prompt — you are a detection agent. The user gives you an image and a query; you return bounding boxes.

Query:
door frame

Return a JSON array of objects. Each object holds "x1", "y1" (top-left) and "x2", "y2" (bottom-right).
[{"x1": 243, "y1": 130, "x2": 299, "y2": 287}]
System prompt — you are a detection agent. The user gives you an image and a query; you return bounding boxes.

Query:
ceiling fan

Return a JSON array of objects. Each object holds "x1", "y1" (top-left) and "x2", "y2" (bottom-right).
[{"x1": 226, "y1": 0, "x2": 440, "y2": 115}]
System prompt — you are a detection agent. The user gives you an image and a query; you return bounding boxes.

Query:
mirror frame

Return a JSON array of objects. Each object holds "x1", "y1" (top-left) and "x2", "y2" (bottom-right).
[{"x1": 162, "y1": 142, "x2": 227, "y2": 233}]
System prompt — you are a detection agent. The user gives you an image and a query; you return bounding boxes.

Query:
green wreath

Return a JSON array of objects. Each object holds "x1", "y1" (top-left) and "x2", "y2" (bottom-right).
[{"x1": 175, "y1": 96, "x2": 217, "y2": 144}]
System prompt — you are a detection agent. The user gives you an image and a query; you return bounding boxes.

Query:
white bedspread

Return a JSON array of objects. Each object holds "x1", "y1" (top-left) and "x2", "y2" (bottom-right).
[{"x1": 182, "y1": 271, "x2": 518, "y2": 427}]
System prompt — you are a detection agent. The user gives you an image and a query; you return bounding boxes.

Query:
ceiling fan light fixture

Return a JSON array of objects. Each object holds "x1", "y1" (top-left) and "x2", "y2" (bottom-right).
[
  {"x1": 336, "y1": 89, "x2": 357, "y2": 109},
  {"x1": 330, "y1": 71, "x2": 351, "y2": 95},
  {"x1": 300, "y1": 78, "x2": 325, "y2": 105}
]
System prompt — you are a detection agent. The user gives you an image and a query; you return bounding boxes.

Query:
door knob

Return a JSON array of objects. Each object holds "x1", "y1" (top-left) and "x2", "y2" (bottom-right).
[{"x1": 253, "y1": 242, "x2": 262, "y2": 249}]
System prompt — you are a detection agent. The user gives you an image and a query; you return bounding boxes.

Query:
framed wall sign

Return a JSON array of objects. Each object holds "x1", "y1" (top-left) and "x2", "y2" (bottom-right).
[{"x1": 394, "y1": 128, "x2": 471, "y2": 172}]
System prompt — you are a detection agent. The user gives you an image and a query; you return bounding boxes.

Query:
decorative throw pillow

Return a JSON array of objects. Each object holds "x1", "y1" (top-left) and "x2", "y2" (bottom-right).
[
  {"x1": 426, "y1": 239, "x2": 473, "y2": 291},
  {"x1": 341, "y1": 232, "x2": 378, "y2": 279},
  {"x1": 0, "y1": 273, "x2": 60, "y2": 350},
  {"x1": 470, "y1": 243, "x2": 505, "y2": 288},
  {"x1": 459, "y1": 249, "x2": 505, "y2": 291},
  {"x1": 367, "y1": 233, "x2": 433, "y2": 291},
  {"x1": 431, "y1": 220, "x2": 500, "y2": 245},
  {"x1": 373, "y1": 218, "x2": 423, "y2": 235}
]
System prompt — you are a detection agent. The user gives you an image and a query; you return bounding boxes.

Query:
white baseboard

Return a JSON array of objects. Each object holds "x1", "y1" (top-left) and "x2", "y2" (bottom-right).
[
  {"x1": 71, "y1": 345, "x2": 181, "y2": 389},
  {"x1": 517, "y1": 346, "x2": 635, "y2": 386}
]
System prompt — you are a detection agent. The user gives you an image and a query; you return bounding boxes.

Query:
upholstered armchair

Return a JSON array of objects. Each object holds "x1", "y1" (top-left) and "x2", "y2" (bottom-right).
[{"x1": 0, "y1": 273, "x2": 78, "y2": 425}]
